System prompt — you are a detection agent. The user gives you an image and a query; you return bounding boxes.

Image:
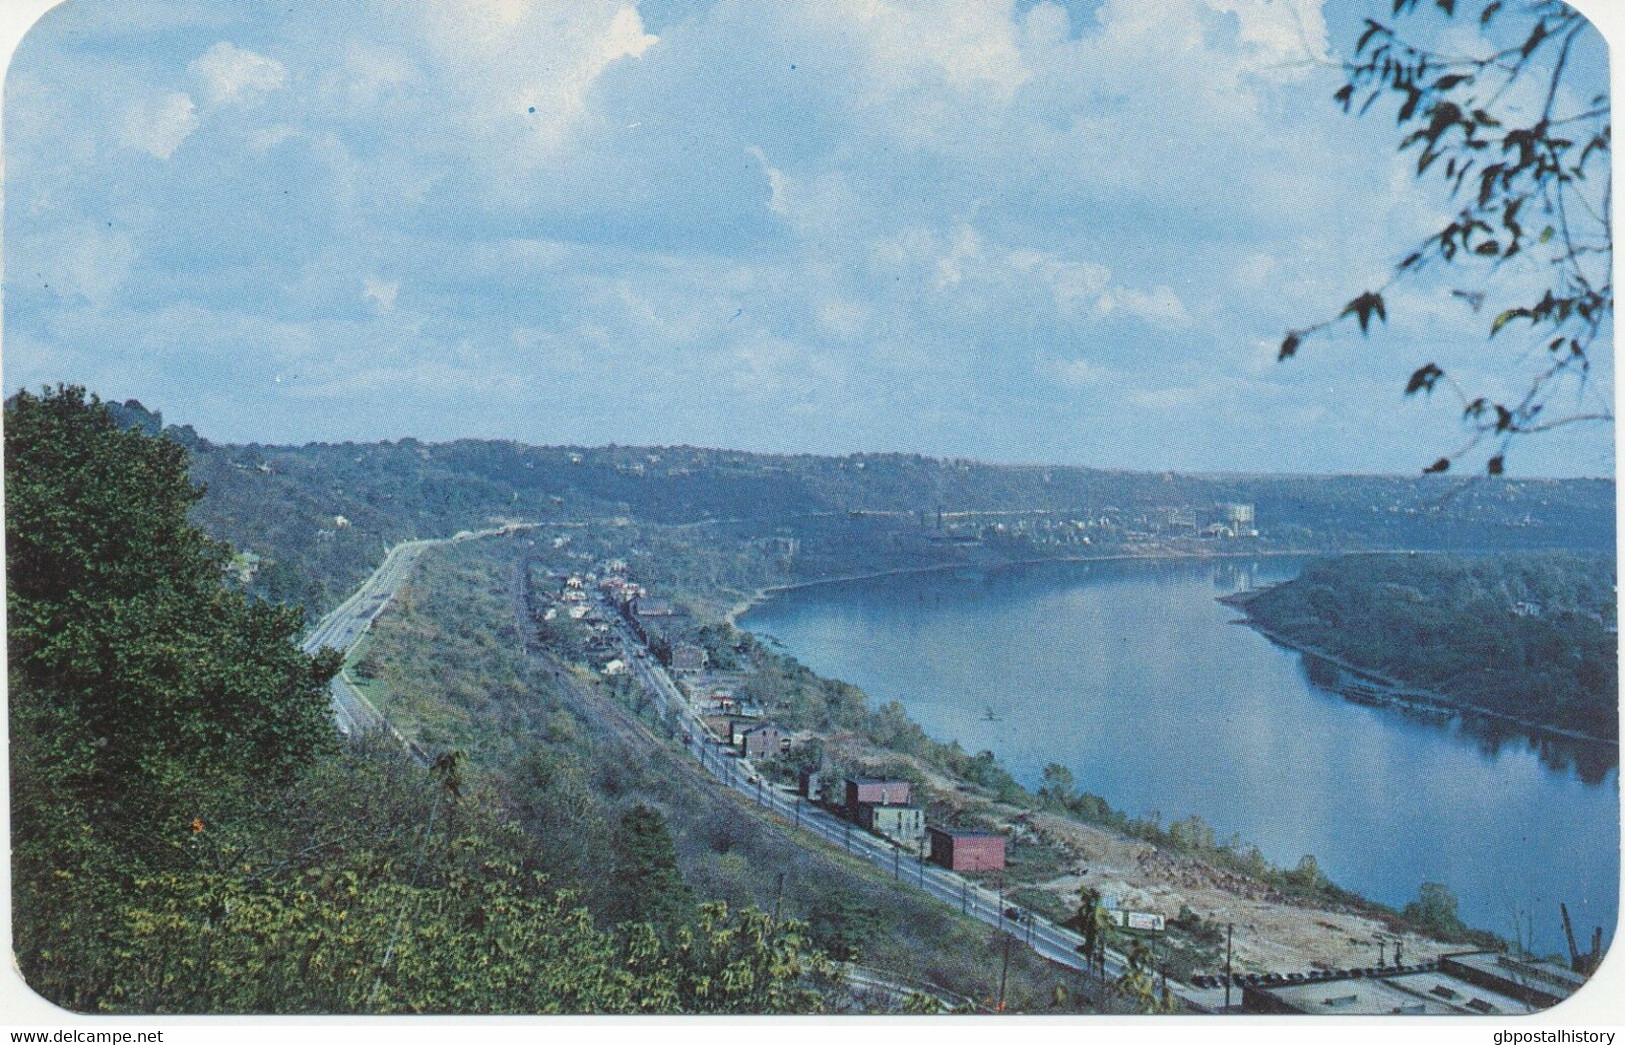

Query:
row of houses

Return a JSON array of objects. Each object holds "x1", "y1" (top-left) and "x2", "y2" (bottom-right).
[{"x1": 797, "y1": 772, "x2": 1007, "y2": 872}]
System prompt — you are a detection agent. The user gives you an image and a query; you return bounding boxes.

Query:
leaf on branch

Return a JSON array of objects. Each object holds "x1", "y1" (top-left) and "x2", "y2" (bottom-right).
[
  {"x1": 1357, "y1": 20, "x2": 1390, "y2": 55},
  {"x1": 1463, "y1": 397, "x2": 1487, "y2": 419},
  {"x1": 1494, "y1": 405, "x2": 1513, "y2": 433},
  {"x1": 1334, "y1": 84, "x2": 1354, "y2": 112},
  {"x1": 1341, "y1": 291, "x2": 1388, "y2": 333},
  {"x1": 1424, "y1": 458, "x2": 1451, "y2": 474},
  {"x1": 1520, "y1": 20, "x2": 1549, "y2": 60},
  {"x1": 1490, "y1": 307, "x2": 1528, "y2": 336},
  {"x1": 1480, "y1": 1, "x2": 1501, "y2": 26},
  {"x1": 1434, "y1": 0, "x2": 1454, "y2": 15},
  {"x1": 1405, "y1": 363, "x2": 1445, "y2": 396},
  {"x1": 1487, "y1": 455, "x2": 1504, "y2": 476},
  {"x1": 1279, "y1": 332, "x2": 1302, "y2": 360},
  {"x1": 1399, "y1": 85, "x2": 1424, "y2": 123},
  {"x1": 1433, "y1": 73, "x2": 1470, "y2": 91}
]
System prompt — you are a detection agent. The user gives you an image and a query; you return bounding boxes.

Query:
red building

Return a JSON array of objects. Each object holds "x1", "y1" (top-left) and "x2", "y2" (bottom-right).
[
  {"x1": 927, "y1": 826, "x2": 1006, "y2": 872},
  {"x1": 844, "y1": 777, "x2": 911, "y2": 818}
]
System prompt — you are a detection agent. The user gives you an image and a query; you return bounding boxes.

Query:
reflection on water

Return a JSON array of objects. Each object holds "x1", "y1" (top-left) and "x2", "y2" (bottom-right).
[
  {"x1": 742, "y1": 555, "x2": 1620, "y2": 954},
  {"x1": 1294, "y1": 653, "x2": 1618, "y2": 785}
]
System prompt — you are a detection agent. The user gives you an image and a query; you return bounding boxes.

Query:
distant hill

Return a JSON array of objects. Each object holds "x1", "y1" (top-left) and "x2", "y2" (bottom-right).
[{"x1": 75, "y1": 396, "x2": 1615, "y2": 617}]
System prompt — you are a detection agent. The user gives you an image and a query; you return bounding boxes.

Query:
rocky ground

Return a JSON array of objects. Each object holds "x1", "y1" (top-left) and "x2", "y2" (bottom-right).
[{"x1": 818, "y1": 732, "x2": 1456, "y2": 976}]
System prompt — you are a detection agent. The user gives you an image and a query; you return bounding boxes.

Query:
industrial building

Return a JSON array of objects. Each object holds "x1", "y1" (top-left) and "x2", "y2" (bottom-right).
[
  {"x1": 1239, "y1": 952, "x2": 1584, "y2": 1015},
  {"x1": 926, "y1": 827, "x2": 1006, "y2": 872}
]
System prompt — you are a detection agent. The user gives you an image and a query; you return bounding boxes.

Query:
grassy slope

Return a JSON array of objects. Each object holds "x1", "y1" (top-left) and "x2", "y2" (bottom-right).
[{"x1": 354, "y1": 533, "x2": 1099, "y2": 1012}]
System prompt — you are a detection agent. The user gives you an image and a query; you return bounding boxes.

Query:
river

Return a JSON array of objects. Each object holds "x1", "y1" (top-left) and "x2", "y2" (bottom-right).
[{"x1": 739, "y1": 554, "x2": 1619, "y2": 956}]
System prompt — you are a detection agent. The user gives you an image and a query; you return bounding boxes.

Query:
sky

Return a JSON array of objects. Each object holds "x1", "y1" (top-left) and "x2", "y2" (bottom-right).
[{"x1": 2, "y1": 0, "x2": 1615, "y2": 475}]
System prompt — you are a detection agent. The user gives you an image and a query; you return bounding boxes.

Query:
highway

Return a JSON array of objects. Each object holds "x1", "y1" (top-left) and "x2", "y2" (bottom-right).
[
  {"x1": 302, "y1": 524, "x2": 539, "y2": 753},
  {"x1": 596, "y1": 592, "x2": 1220, "y2": 1012}
]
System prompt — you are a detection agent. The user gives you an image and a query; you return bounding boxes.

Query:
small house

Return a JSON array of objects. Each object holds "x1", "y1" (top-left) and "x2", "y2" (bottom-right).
[
  {"x1": 859, "y1": 803, "x2": 925, "y2": 844},
  {"x1": 844, "y1": 778, "x2": 911, "y2": 819},
  {"x1": 671, "y1": 643, "x2": 709, "y2": 673},
  {"x1": 739, "y1": 723, "x2": 790, "y2": 760}
]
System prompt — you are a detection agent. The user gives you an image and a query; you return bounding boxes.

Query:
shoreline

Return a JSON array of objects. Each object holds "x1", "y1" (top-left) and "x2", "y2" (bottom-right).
[
  {"x1": 1230, "y1": 613, "x2": 1619, "y2": 749},
  {"x1": 729, "y1": 545, "x2": 1617, "y2": 749},
  {"x1": 723, "y1": 545, "x2": 1460, "y2": 626}
]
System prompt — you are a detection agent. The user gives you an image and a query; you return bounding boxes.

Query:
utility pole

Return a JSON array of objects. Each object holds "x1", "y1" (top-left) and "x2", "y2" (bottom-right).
[
  {"x1": 1378, "y1": 939, "x2": 1387, "y2": 968},
  {"x1": 1224, "y1": 922, "x2": 1234, "y2": 1012},
  {"x1": 893, "y1": 842, "x2": 900, "y2": 879},
  {"x1": 997, "y1": 921, "x2": 1013, "y2": 1012}
]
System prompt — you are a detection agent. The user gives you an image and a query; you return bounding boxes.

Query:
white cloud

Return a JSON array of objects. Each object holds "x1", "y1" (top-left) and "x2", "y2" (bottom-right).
[
  {"x1": 415, "y1": 1, "x2": 657, "y2": 160},
  {"x1": 1044, "y1": 356, "x2": 1110, "y2": 388},
  {"x1": 120, "y1": 91, "x2": 198, "y2": 159},
  {"x1": 363, "y1": 275, "x2": 400, "y2": 311},
  {"x1": 1107, "y1": 285, "x2": 1192, "y2": 329},
  {"x1": 747, "y1": 146, "x2": 791, "y2": 215},
  {"x1": 1205, "y1": 0, "x2": 1330, "y2": 74},
  {"x1": 189, "y1": 41, "x2": 288, "y2": 105},
  {"x1": 14, "y1": 221, "x2": 135, "y2": 306}
]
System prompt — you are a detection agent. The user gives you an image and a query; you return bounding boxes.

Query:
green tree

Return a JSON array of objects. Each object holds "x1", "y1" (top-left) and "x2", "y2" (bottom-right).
[
  {"x1": 806, "y1": 886, "x2": 885, "y2": 961},
  {"x1": 1038, "y1": 762, "x2": 1077, "y2": 807},
  {"x1": 8, "y1": 386, "x2": 341, "y2": 1008},
  {"x1": 1283, "y1": 0, "x2": 1610, "y2": 474},
  {"x1": 1404, "y1": 881, "x2": 1470, "y2": 939},
  {"x1": 605, "y1": 803, "x2": 695, "y2": 935}
]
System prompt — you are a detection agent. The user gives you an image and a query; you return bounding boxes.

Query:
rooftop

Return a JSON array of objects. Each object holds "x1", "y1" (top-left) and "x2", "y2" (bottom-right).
[
  {"x1": 927, "y1": 826, "x2": 1004, "y2": 839},
  {"x1": 1249, "y1": 962, "x2": 1545, "y2": 1016},
  {"x1": 1444, "y1": 951, "x2": 1587, "y2": 994}
]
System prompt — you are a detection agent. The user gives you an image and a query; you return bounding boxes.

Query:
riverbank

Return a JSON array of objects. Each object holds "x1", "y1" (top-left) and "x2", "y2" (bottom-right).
[
  {"x1": 714, "y1": 555, "x2": 1534, "y2": 967},
  {"x1": 1221, "y1": 593, "x2": 1620, "y2": 749},
  {"x1": 723, "y1": 545, "x2": 1390, "y2": 626}
]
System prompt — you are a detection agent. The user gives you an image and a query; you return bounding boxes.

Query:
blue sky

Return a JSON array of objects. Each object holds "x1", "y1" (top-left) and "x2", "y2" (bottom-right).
[{"x1": 3, "y1": 0, "x2": 1614, "y2": 475}]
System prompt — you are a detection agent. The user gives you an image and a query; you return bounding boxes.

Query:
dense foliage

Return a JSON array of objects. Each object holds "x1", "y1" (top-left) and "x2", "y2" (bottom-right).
[
  {"x1": 1241, "y1": 552, "x2": 1617, "y2": 739},
  {"x1": 7, "y1": 388, "x2": 829, "y2": 1014}
]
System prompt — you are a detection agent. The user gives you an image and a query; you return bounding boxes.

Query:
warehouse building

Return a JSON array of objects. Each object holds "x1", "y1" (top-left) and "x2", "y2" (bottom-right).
[
  {"x1": 1239, "y1": 953, "x2": 1582, "y2": 1015},
  {"x1": 926, "y1": 827, "x2": 1006, "y2": 872}
]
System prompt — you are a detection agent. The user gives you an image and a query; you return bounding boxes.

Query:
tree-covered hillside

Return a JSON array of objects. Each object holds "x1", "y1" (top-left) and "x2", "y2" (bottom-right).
[
  {"x1": 85, "y1": 395, "x2": 1606, "y2": 618},
  {"x1": 7, "y1": 388, "x2": 831, "y2": 1014},
  {"x1": 1238, "y1": 553, "x2": 1618, "y2": 741}
]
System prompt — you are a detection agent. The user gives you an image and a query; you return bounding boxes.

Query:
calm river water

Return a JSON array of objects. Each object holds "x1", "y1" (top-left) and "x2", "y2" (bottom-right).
[{"x1": 739, "y1": 555, "x2": 1619, "y2": 954}]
